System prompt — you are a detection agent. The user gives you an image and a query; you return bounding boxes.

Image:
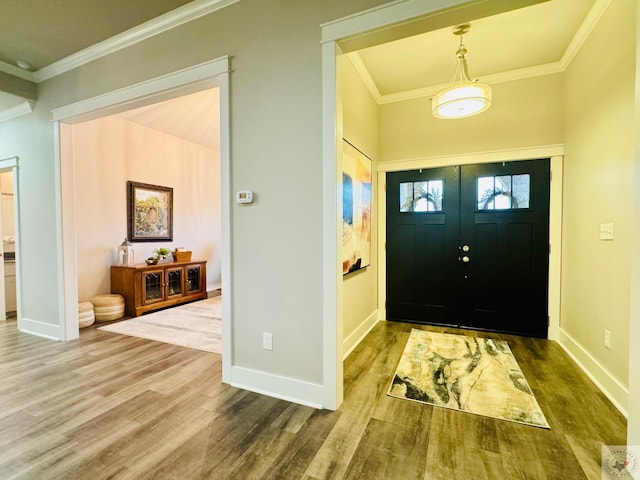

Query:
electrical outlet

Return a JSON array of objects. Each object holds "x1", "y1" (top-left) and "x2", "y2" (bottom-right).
[
  {"x1": 604, "y1": 329, "x2": 611, "y2": 349},
  {"x1": 263, "y1": 332, "x2": 273, "y2": 351}
]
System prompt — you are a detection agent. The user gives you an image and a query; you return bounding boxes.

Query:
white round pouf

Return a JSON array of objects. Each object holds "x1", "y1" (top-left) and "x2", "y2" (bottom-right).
[
  {"x1": 78, "y1": 301, "x2": 95, "y2": 328},
  {"x1": 91, "y1": 294, "x2": 125, "y2": 322}
]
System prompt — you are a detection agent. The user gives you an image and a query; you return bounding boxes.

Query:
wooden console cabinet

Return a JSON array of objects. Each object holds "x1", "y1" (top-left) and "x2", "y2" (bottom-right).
[{"x1": 111, "y1": 260, "x2": 207, "y2": 317}]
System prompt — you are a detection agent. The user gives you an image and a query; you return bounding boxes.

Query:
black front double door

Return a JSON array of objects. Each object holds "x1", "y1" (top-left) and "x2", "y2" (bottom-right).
[{"x1": 386, "y1": 159, "x2": 550, "y2": 338}]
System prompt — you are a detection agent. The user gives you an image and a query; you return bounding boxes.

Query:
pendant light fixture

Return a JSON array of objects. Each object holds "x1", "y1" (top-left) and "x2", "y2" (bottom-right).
[{"x1": 432, "y1": 23, "x2": 492, "y2": 119}]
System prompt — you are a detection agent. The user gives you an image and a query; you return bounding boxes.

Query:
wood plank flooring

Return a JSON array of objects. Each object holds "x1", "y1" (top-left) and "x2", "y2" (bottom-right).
[{"x1": 0, "y1": 319, "x2": 626, "y2": 479}]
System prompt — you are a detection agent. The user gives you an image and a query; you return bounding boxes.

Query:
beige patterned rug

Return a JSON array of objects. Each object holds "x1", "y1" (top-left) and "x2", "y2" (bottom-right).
[
  {"x1": 98, "y1": 297, "x2": 221, "y2": 354},
  {"x1": 388, "y1": 329, "x2": 549, "y2": 428}
]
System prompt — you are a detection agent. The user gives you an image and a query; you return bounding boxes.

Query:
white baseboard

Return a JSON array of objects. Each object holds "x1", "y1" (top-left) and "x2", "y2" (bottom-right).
[
  {"x1": 207, "y1": 283, "x2": 221, "y2": 293},
  {"x1": 343, "y1": 310, "x2": 380, "y2": 360},
  {"x1": 230, "y1": 365, "x2": 324, "y2": 409},
  {"x1": 18, "y1": 317, "x2": 63, "y2": 341},
  {"x1": 557, "y1": 328, "x2": 628, "y2": 417}
]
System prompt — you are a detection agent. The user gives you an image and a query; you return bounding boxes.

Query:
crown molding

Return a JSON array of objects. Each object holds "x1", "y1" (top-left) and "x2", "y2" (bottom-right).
[
  {"x1": 378, "y1": 62, "x2": 563, "y2": 105},
  {"x1": 0, "y1": 101, "x2": 35, "y2": 123},
  {"x1": 559, "y1": 0, "x2": 611, "y2": 70},
  {"x1": 346, "y1": 52, "x2": 383, "y2": 104},
  {"x1": 34, "y1": 0, "x2": 240, "y2": 83},
  {"x1": 0, "y1": 61, "x2": 36, "y2": 82}
]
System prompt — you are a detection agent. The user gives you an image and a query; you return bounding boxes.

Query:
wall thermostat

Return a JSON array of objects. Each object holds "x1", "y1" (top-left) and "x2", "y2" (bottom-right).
[{"x1": 236, "y1": 190, "x2": 254, "y2": 204}]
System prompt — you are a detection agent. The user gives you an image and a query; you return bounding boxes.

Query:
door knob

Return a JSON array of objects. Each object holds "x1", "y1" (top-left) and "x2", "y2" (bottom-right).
[
  {"x1": 462, "y1": 256, "x2": 470, "y2": 263},
  {"x1": 462, "y1": 245, "x2": 470, "y2": 252}
]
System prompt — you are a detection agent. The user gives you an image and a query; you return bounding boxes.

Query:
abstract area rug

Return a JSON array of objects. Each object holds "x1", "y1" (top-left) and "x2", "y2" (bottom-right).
[
  {"x1": 99, "y1": 297, "x2": 221, "y2": 354},
  {"x1": 388, "y1": 329, "x2": 549, "y2": 428}
]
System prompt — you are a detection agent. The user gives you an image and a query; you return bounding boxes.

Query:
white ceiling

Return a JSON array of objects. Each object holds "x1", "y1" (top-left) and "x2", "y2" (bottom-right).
[
  {"x1": 115, "y1": 89, "x2": 220, "y2": 150},
  {"x1": 351, "y1": 0, "x2": 599, "y2": 103}
]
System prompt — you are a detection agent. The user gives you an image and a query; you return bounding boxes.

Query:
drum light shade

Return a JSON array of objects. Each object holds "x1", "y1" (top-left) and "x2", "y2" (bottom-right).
[
  {"x1": 432, "y1": 82, "x2": 492, "y2": 119},
  {"x1": 432, "y1": 23, "x2": 492, "y2": 119}
]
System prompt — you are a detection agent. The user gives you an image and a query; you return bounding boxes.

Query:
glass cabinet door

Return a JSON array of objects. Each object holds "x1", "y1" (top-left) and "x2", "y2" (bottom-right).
[
  {"x1": 143, "y1": 271, "x2": 163, "y2": 304},
  {"x1": 166, "y1": 268, "x2": 183, "y2": 297},
  {"x1": 186, "y1": 265, "x2": 202, "y2": 293}
]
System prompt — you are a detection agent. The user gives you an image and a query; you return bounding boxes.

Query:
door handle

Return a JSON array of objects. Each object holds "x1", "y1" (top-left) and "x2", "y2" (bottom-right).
[
  {"x1": 461, "y1": 256, "x2": 470, "y2": 263},
  {"x1": 462, "y1": 245, "x2": 470, "y2": 252}
]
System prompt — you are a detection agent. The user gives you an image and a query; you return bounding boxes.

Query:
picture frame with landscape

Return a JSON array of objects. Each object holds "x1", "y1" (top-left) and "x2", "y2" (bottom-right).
[{"x1": 127, "y1": 181, "x2": 173, "y2": 242}]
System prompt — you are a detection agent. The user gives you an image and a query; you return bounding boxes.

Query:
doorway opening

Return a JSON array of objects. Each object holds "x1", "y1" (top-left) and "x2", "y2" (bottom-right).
[
  {"x1": 66, "y1": 88, "x2": 222, "y2": 347},
  {"x1": 0, "y1": 165, "x2": 19, "y2": 323},
  {"x1": 386, "y1": 159, "x2": 551, "y2": 338},
  {"x1": 54, "y1": 57, "x2": 232, "y2": 381}
]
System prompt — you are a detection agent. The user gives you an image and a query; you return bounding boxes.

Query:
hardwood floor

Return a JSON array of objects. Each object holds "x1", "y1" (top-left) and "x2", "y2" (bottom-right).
[{"x1": 0, "y1": 319, "x2": 626, "y2": 479}]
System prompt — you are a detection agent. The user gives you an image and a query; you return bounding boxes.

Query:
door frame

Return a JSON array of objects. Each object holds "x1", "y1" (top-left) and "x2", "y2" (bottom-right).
[
  {"x1": 0, "y1": 156, "x2": 21, "y2": 324},
  {"x1": 52, "y1": 57, "x2": 232, "y2": 382},
  {"x1": 377, "y1": 146, "x2": 564, "y2": 340}
]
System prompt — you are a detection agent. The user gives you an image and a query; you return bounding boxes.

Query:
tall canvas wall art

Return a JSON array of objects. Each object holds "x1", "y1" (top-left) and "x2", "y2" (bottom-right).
[{"x1": 342, "y1": 140, "x2": 372, "y2": 275}]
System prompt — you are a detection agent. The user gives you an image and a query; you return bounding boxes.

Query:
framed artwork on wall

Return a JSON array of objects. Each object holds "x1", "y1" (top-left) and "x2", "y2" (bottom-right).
[
  {"x1": 342, "y1": 139, "x2": 372, "y2": 275},
  {"x1": 127, "y1": 181, "x2": 173, "y2": 242}
]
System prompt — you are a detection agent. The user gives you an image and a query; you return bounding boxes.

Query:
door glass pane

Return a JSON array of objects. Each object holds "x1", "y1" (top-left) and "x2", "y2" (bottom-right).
[
  {"x1": 399, "y1": 180, "x2": 443, "y2": 212},
  {"x1": 478, "y1": 176, "x2": 495, "y2": 210},
  {"x1": 145, "y1": 272, "x2": 162, "y2": 301},
  {"x1": 512, "y1": 174, "x2": 530, "y2": 208},
  {"x1": 167, "y1": 269, "x2": 182, "y2": 296},
  {"x1": 187, "y1": 266, "x2": 200, "y2": 292},
  {"x1": 477, "y1": 174, "x2": 530, "y2": 211},
  {"x1": 428, "y1": 180, "x2": 443, "y2": 211},
  {"x1": 413, "y1": 181, "x2": 430, "y2": 212},
  {"x1": 494, "y1": 175, "x2": 512, "y2": 209},
  {"x1": 400, "y1": 182, "x2": 413, "y2": 212}
]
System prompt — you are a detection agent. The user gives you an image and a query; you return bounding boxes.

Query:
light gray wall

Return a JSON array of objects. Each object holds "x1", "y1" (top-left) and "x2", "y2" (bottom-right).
[
  {"x1": 0, "y1": 107, "x2": 59, "y2": 333},
  {"x1": 0, "y1": 0, "x2": 390, "y2": 382}
]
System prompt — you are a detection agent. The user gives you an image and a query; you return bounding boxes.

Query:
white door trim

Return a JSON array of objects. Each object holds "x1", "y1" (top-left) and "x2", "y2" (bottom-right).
[
  {"x1": 52, "y1": 58, "x2": 233, "y2": 382},
  {"x1": 376, "y1": 145, "x2": 564, "y2": 340},
  {"x1": 0, "y1": 157, "x2": 21, "y2": 326}
]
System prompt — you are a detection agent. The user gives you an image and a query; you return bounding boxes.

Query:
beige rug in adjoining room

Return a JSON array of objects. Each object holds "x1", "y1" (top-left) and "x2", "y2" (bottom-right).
[
  {"x1": 99, "y1": 296, "x2": 221, "y2": 354},
  {"x1": 388, "y1": 329, "x2": 550, "y2": 428}
]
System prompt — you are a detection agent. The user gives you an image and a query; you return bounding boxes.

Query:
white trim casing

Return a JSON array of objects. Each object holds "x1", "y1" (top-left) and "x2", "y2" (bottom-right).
[
  {"x1": 55, "y1": 122, "x2": 80, "y2": 341},
  {"x1": 377, "y1": 171, "x2": 387, "y2": 321},
  {"x1": 218, "y1": 68, "x2": 232, "y2": 385},
  {"x1": 322, "y1": 40, "x2": 342, "y2": 410},
  {"x1": 52, "y1": 57, "x2": 230, "y2": 122}
]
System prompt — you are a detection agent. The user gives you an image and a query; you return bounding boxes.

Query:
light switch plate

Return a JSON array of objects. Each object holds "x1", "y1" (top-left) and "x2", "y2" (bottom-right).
[{"x1": 600, "y1": 223, "x2": 614, "y2": 240}]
